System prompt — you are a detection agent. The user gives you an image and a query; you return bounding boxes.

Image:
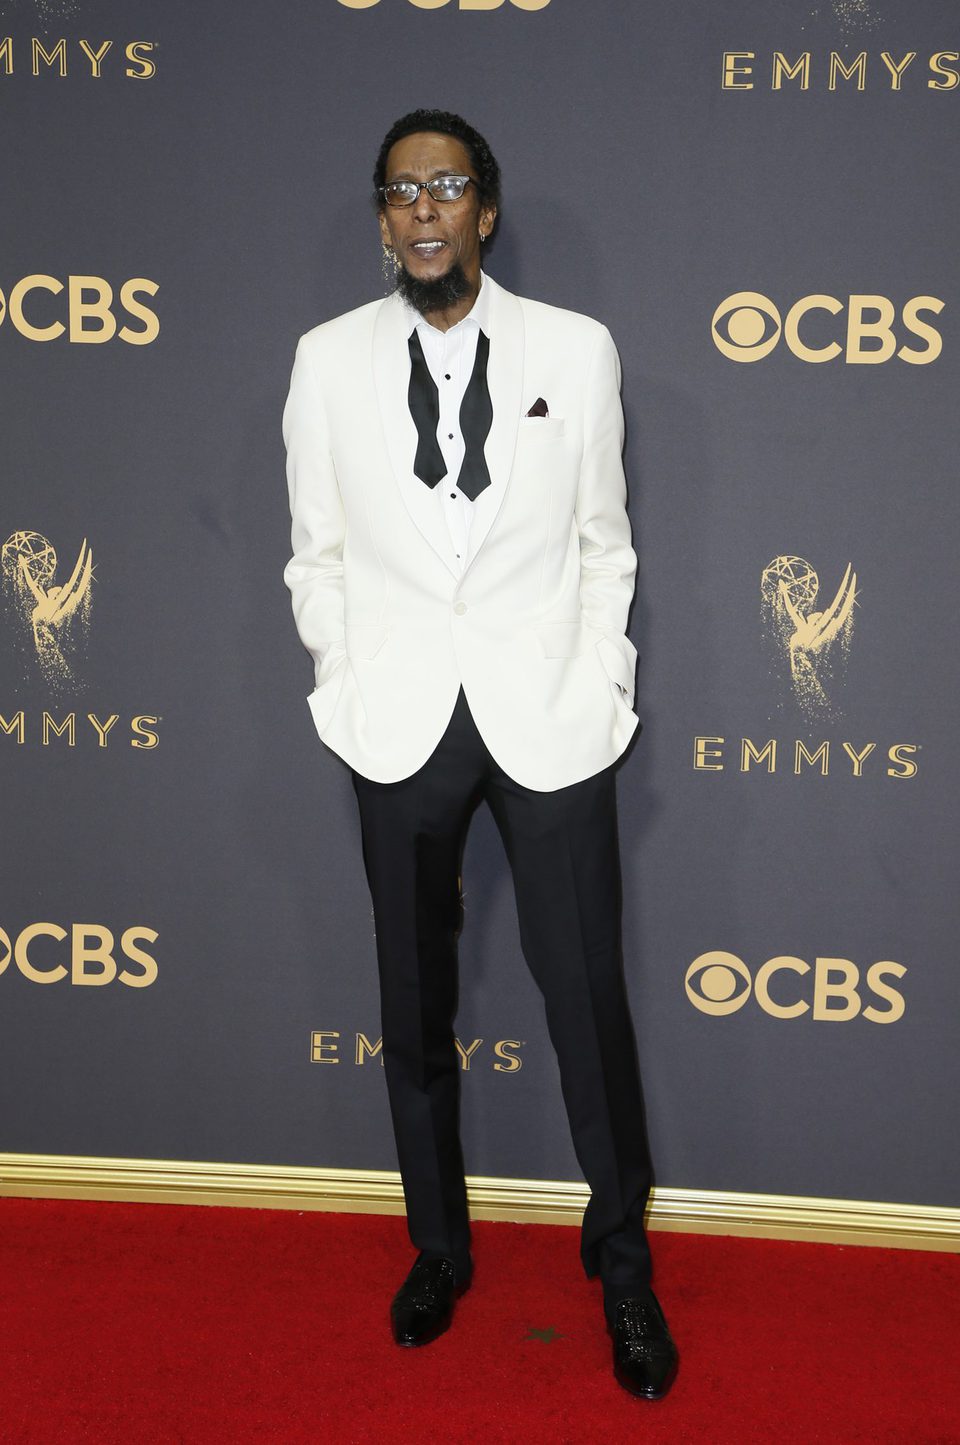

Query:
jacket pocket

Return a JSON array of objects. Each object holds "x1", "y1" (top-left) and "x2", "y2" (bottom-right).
[{"x1": 519, "y1": 416, "x2": 565, "y2": 439}]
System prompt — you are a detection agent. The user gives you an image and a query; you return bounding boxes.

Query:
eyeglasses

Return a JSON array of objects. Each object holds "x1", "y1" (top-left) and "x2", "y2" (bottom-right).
[{"x1": 379, "y1": 175, "x2": 476, "y2": 208}]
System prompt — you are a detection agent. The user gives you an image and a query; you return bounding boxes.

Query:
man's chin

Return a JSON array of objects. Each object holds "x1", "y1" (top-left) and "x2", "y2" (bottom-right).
[{"x1": 396, "y1": 261, "x2": 471, "y2": 316}]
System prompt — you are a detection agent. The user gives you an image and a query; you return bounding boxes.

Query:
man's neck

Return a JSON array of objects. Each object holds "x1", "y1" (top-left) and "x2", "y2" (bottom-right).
[
  {"x1": 400, "y1": 266, "x2": 484, "y2": 334},
  {"x1": 419, "y1": 283, "x2": 480, "y2": 334}
]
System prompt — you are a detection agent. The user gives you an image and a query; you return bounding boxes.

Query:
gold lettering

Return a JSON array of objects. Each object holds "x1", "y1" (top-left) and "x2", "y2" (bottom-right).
[
  {"x1": 68, "y1": 275, "x2": 116, "y2": 344},
  {"x1": 87, "y1": 713, "x2": 120, "y2": 748},
  {"x1": 42, "y1": 712, "x2": 75, "y2": 746},
  {"x1": 694, "y1": 736, "x2": 724, "y2": 770},
  {"x1": 71, "y1": 924, "x2": 117, "y2": 986},
  {"x1": 772, "y1": 52, "x2": 809, "y2": 89},
  {"x1": 10, "y1": 275, "x2": 65, "y2": 342},
  {"x1": 879, "y1": 51, "x2": 916, "y2": 89},
  {"x1": 78, "y1": 39, "x2": 113, "y2": 77},
  {"x1": 16, "y1": 922, "x2": 68, "y2": 984},
  {"x1": 509, "y1": 0, "x2": 551, "y2": 8},
  {"x1": 118, "y1": 927, "x2": 159, "y2": 987},
  {"x1": 0, "y1": 927, "x2": 10, "y2": 978},
  {"x1": 455, "y1": 1037, "x2": 483, "y2": 1070},
  {"x1": 812, "y1": 957, "x2": 861, "y2": 1021},
  {"x1": 928, "y1": 50, "x2": 959, "y2": 91},
  {"x1": 493, "y1": 1039, "x2": 523, "y2": 1073},
  {"x1": 828, "y1": 51, "x2": 867, "y2": 91},
  {"x1": 722, "y1": 51, "x2": 754, "y2": 89},
  {"x1": 355, "y1": 1032, "x2": 383, "y2": 1064},
  {"x1": 755, "y1": 957, "x2": 809, "y2": 1019},
  {"x1": 863, "y1": 961, "x2": 906, "y2": 1023},
  {"x1": 118, "y1": 278, "x2": 160, "y2": 345},
  {"x1": 846, "y1": 294, "x2": 897, "y2": 364},
  {"x1": 740, "y1": 738, "x2": 776, "y2": 772},
  {"x1": 784, "y1": 294, "x2": 843, "y2": 362},
  {"x1": 898, "y1": 296, "x2": 944, "y2": 364},
  {"x1": 125, "y1": 41, "x2": 157, "y2": 79},
  {"x1": 32, "y1": 37, "x2": 67, "y2": 76},
  {"x1": 841, "y1": 741, "x2": 876, "y2": 776},
  {"x1": 407, "y1": 0, "x2": 449, "y2": 7},
  {"x1": 337, "y1": 0, "x2": 380, "y2": 6},
  {"x1": 887, "y1": 744, "x2": 918, "y2": 778},
  {"x1": 310, "y1": 1030, "x2": 340, "y2": 1062},
  {"x1": 794, "y1": 740, "x2": 829, "y2": 775},
  {"x1": 0, "y1": 37, "x2": 13, "y2": 75},
  {"x1": 131, "y1": 715, "x2": 161, "y2": 748},
  {"x1": 0, "y1": 712, "x2": 25, "y2": 743}
]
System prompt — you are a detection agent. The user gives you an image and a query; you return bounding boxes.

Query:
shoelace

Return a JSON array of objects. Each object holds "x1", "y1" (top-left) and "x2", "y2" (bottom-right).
[
  {"x1": 404, "y1": 1261, "x2": 454, "y2": 1310},
  {"x1": 616, "y1": 1301, "x2": 670, "y2": 1360}
]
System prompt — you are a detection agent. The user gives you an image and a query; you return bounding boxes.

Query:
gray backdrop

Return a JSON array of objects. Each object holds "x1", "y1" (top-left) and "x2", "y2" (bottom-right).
[{"x1": 1, "y1": 0, "x2": 957, "y2": 1210}]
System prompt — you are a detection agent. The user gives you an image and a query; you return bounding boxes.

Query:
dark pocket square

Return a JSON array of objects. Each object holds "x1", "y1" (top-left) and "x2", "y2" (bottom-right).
[{"x1": 526, "y1": 397, "x2": 549, "y2": 418}]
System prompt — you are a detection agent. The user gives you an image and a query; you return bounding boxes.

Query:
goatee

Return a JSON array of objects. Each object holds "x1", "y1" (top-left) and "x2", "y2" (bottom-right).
[{"x1": 396, "y1": 260, "x2": 471, "y2": 316}]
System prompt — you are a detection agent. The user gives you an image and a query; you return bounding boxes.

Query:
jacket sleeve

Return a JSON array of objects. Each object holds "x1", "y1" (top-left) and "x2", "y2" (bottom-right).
[
  {"x1": 282, "y1": 334, "x2": 348, "y2": 689},
  {"x1": 576, "y1": 324, "x2": 639, "y2": 706}
]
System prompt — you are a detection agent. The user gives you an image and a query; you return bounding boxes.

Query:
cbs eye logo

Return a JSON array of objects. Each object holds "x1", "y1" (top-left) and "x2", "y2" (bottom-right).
[
  {"x1": 711, "y1": 292, "x2": 782, "y2": 362},
  {"x1": 711, "y1": 291, "x2": 943, "y2": 364},
  {"x1": 685, "y1": 952, "x2": 753, "y2": 1014},
  {"x1": 685, "y1": 951, "x2": 906, "y2": 1023}
]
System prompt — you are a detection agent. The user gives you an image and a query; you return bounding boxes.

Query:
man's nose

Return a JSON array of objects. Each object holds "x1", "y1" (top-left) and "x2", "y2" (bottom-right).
[{"x1": 412, "y1": 186, "x2": 438, "y2": 222}]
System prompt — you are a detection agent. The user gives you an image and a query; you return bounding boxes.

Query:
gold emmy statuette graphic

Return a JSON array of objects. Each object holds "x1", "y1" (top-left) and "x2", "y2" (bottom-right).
[
  {"x1": 761, "y1": 556, "x2": 857, "y2": 720},
  {"x1": 1, "y1": 530, "x2": 94, "y2": 691}
]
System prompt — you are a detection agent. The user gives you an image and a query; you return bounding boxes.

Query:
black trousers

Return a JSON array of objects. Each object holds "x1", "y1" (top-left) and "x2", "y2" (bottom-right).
[{"x1": 351, "y1": 686, "x2": 653, "y2": 1311}]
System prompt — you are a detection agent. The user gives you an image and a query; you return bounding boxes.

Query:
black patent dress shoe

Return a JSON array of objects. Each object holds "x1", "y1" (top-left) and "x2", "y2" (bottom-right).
[
  {"x1": 609, "y1": 1293, "x2": 678, "y2": 1399},
  {"x1": 390, "y1": 1256, "x2": 469, "y2": 1347}
]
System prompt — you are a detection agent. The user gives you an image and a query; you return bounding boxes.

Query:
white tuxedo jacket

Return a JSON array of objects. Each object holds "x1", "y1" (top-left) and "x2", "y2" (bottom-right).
[{"x1": 283, "y1": 274, "x2": 639, "y2": 791}]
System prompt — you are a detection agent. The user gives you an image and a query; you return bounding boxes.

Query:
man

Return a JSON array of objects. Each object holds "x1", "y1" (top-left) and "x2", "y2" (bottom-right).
[{"x1": 283, "y1": 109, "x2": 677, "y2": 1401}]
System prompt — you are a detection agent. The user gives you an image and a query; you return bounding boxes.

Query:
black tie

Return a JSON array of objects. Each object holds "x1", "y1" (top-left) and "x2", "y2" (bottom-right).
[
  {"x1": 407, "y1": 332, "x2": 446, "y2": 488},
  {"x1": 407, "y1": 329, "x2": 493, "y2": 501},
  {"x1": 457, "y1": 331, "x2": 493, "y2": 501}
]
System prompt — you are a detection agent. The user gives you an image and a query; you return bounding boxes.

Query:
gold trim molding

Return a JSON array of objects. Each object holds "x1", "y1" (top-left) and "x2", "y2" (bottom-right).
[{"x1": 0, "y1": 1152, "x2": 956, "y2": 1252}]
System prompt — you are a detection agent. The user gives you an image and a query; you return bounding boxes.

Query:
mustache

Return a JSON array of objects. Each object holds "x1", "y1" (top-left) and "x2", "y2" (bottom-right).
[{"x1": 395, "y1": 260, "x2": 471, "y2": 315}]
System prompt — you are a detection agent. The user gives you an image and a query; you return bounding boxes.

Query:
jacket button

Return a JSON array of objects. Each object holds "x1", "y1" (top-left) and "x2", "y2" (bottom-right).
[{"x1": 453, "y1": 601, "x2": 468, "y2": 615}]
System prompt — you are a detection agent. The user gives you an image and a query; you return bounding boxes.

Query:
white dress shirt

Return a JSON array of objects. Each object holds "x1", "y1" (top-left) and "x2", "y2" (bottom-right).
[{"x1": 404, "y1": 273, "x2": 494, "y2": 576}]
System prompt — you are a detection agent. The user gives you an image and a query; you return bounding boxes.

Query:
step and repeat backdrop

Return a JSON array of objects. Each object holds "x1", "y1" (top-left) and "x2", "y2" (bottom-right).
[{"x1": 1, "y1": 0, "x2": 957, "y2": 1212}]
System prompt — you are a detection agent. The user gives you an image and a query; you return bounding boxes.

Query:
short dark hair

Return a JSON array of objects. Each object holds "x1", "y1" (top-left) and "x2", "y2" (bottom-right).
[{"x1": 373, "y1": 109, "x2": 501, "y2": 214}]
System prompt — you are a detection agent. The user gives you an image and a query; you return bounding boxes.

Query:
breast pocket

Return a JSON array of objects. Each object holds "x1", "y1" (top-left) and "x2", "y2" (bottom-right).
[{"x1": 518, "y1": 417, "x2": 566, "y2": 441}]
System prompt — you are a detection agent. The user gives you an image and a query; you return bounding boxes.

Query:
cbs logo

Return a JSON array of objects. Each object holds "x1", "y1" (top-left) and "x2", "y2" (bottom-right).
[
  {"x1": 0, "y1": 276, "x2": 159, "y2": 345},
  {"x1": 338, "y1": 0, "x2": 548, "y2": 8},
  {"x1": 711, "y1": 291, "x2": 943, "y2": 364},
  {"x1": 685, "y1": 951, "x2": 905, "y2": 1023},
  {"x1": 0, "y1": 923, "x2": 158, "y2": 987}
]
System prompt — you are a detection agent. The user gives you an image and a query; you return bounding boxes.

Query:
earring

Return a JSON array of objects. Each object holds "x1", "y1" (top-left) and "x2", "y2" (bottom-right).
[
  {"x1": 381, "y1": 242, "x2": 398, "y2": 282},
  {"x1": 479, "y1": 231, "x2": 487, "y2": 243}
]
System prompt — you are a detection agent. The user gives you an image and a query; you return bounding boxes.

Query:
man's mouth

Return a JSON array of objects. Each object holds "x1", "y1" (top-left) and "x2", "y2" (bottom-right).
[{"x1": 409, "y1": 239, "x2": 448, "y2": 260}]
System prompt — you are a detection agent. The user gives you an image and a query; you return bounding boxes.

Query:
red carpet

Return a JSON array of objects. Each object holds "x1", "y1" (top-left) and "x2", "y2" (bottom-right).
[{"x1": 1, "y1": 1199, "x2": 958, "y2": 1443}]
